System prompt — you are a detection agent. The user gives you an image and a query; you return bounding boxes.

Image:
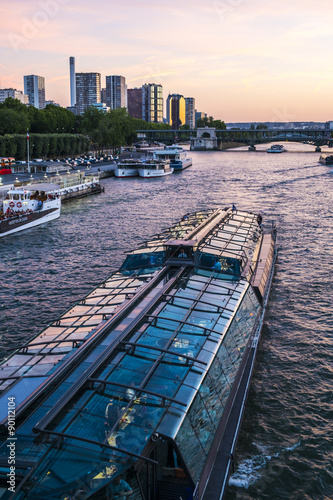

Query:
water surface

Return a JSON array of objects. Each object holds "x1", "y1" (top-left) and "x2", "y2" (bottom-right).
[{"x1": 1, "y1": 143, "x2": 332, "y2": 499}]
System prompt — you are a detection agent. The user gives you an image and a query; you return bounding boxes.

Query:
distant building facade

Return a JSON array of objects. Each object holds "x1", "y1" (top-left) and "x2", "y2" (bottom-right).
[
  {"x1": 142, "y1": 83, "x2": 163, "y2": 123},
  {"x1": 325, "y1": 121, "x2": 333, "y2": 130},
  {"x1": 166, "y1": 94, "x2": 186, "y2": 129},
  {"x1": 0, "y1": 88, "x2": 29, "y2": 105},
  {"x1": 45, "y1": 100, "x2": 60, "y2": 107},
  {"x1": 101, "y1": 88, "x2": 107, "y2": 106},
  {"x1": 185, "y1": 97, "x2": 195, "y2": 128},
  {"x1": 195, "y1": 111, "x2": 207, "y2": 126},
  {"x1": 23, "y1": 75, "x2": 45, "y2": 109},
  {"x1": 75, "y1": 73, "x2": 101, "y2": 114},
  {"x1": 105, "y1": 75, "x2": 127, "y2": 110},
  {"x1": 127, "y1": 88, "x2": 142, "y2": 119},
  {"x1": 92, "y1": 102, "x2": 110, "y2": 113}
]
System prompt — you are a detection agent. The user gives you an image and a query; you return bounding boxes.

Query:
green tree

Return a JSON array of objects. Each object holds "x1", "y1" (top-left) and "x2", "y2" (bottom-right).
[
  {"x1": 0, "y1": 109, "x2": 30, "y2": 135},
  {"x1": 196, "y1": 116, "x2": 226, "y2": 129}
]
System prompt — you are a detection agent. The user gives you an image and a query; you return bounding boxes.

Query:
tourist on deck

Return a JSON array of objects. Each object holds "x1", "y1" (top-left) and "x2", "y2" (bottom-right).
[
  {"x1": 257, "y1": 213, "x2": 262, "y2": 228},
  {"x1": 109, "y1": 476, "x2": 133, "y2": 498},
  {"x1": 213, "y1": 259, "x2": 222, "y2": 271}
]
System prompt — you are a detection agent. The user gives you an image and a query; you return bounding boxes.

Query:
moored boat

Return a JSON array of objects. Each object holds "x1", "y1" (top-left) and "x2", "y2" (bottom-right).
[
  {"x1": 0, "y1": 183, "x2": 61, "y2": 238},
  {"x1": 115, "y1": 159, "x2": 142, "y2": 177},
  {"x1": 0, "y1": 208, "x2": 277, "y2": 499},
  {"x1": 267, "y1": 144, "x2": 286, "y2": 153},
  {"x1": 138, "y1": 159, "x2": 174, "y2": 178},
  {"x1": 153, "y1": 145, "x2": 192, "y2": 170},
  {"x1": 319, "y1": 153, "x2": 333, "y2": 165}
]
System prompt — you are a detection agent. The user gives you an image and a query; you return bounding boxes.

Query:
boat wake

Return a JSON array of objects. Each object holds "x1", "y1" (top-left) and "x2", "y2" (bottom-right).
[
  {"x1": 262, "y1": 172, "x2": 327, "y2": 189},
  {"x1": 228, "y1": 440, "x2": 301, "y2": 489},
  {"x1": 273, "y1": 164, "x2": 321, "y2": 174}
]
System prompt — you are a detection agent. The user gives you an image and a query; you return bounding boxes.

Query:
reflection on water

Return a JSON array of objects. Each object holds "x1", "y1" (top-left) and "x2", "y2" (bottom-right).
[{"x1": 1, "y1": 142, "x2": 333, "y2": 499}]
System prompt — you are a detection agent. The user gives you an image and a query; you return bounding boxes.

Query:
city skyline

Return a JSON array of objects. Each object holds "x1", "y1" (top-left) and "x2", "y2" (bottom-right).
[{"x1": 1, "y1": 0, "x2": 333, "y2": 121}]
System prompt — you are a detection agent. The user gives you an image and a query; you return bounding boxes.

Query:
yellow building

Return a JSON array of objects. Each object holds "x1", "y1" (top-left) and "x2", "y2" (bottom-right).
[{"x1": 166, "y1": 94, "x2": 186, "y2": 129}]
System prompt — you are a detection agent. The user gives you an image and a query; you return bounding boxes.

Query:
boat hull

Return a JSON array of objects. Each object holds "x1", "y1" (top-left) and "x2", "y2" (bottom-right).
[
  {"x1": 172, "y1": 159, "x2": 192, "y2": 170},
  {"x1": 0, "y1": 207, "x2": 60, "y2": 238},
  {"x1": 138, "y1": 167, "x2": 174, "y2": 178},
  {"x1": 114, "y1": 168, "x2": 139, "y2": 178}
]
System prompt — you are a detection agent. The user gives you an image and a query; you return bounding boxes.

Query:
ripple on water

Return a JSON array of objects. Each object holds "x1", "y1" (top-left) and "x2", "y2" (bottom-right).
[{"x1": 1, "y1": 144, "x2": 333, "y2": 498}]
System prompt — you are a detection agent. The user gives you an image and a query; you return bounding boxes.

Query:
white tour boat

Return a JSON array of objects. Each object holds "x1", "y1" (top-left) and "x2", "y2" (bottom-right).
[
  {"x1": 138, "y1": 159, "x2": 174, "y2": 178},
  {"x1": 267, "y1": 144, "x2": 286, "y2": 153},
  {"x1": 153, "y1": 145, "x2": 192, "y2": 170},
  {"x1": 319, "y1": 154, "x2": 333, "y2": 165},
  {"x1": 0, "y1": 183, "x2": 61, "y2": 238},
  {"x1": 114, "y1": 159, "x2": 142, "y2": 178}
]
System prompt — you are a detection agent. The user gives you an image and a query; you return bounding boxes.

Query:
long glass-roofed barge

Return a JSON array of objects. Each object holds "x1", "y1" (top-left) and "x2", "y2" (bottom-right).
[{"x1": 0, "y1": 207, "x2": 277, "y2": 500}]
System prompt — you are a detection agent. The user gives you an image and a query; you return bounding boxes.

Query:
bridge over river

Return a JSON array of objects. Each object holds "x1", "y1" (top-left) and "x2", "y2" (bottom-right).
[{"x1": 136, "y1": 128, "x2": 333, "y2": 149}]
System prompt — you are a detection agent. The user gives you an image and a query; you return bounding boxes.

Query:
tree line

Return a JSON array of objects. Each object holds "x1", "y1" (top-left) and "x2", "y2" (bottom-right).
[
  {"x1": 0, "y1": 98, "x2": 172, "y2": 158},
  {"x1": 0, "y1": 134, "x2": 90, "y2": 160},
  {"x1": 0, "y1": 97, "x2": 227, "y2": 158}
]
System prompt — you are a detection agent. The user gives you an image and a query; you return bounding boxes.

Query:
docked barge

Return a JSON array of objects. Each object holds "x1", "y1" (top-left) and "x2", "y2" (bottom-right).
[{"x1": 0, "y1": 208, "x2": 277, "y2": 499}]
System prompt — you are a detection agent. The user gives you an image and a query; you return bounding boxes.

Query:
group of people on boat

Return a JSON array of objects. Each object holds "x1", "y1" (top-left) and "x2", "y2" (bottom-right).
[{"x1": 0, "y1": 208, "x2": 34, "y2": 220}]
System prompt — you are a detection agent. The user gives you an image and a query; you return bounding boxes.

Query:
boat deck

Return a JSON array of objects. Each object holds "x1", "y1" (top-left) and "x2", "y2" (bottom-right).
[{"x1": 0, "y1": 209, "x2": 276, "y2": 500}]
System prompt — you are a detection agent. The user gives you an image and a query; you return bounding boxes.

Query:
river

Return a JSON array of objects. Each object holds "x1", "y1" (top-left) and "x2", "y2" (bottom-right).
[{"x1": 0, "y1": 143, "x2": 332, "y2": 499}]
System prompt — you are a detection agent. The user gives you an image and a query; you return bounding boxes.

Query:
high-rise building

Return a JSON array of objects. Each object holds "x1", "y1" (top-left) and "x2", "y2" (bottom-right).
[
  {"x1": 0, "y1": 88, "x2": 29, "y2": 105},
  {"x1": 195, "y1": 111, "x2": 207, "y2": 126},
  {"x1": 105, "y1": 75, "x2": 126, "y2": 110},
  {"x1": 23, "y1": 75, "x2": 45, "y2": 109},
  {"x1": 127, "y1": 88, "x2": 142, "y2": 119},
  {"x1": 142, "y1": 83, "x2": 163, "y2": 123},
  {"x1": 101, "y1": 88, "x2": 107, "y2": 105},
  {"x1": 166, "y1": 94, "x2": 186, "y2": 129},
  {"x1": 75, "y1": 73, "x2": 101, "y2": 114},
  {"x1": 69, "y1": 56, "x2": 76, "y2": 107},
  {"x1": 185, "y1": 97, "x2": 195, "y2": 129}
]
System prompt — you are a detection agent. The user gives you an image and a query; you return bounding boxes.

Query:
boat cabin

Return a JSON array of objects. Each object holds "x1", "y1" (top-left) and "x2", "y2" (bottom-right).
[
  {"x1": 165, "y1": 239, "x2": 196, "y2": 263},
  {"x1": 2, "y1": 183, "x2": 60, "y2": 214}
]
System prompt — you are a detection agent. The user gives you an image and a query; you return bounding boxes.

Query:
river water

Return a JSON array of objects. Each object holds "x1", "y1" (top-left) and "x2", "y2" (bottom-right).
[{"x1": 0, "y1": 143, "x2": 332, "y2": 499}]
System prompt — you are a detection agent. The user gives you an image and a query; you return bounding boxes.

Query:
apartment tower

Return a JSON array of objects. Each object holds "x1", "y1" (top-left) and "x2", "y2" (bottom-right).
[
  {"x1": 23, "y1": 75, "x2": 45, "y2": 109},
  {"x1": 75, "y1": 73, "x2": 101, "y2": 114},
  {"x1": 166, "y1": 94, "x2": 186, "y2": 130},
  {"x1": 142, "y1": 83, "x2": 163, "y2": 123},
  {"x1": 104, "y1": 76, "x2": 127, "y2": 110},
  {"x1": 185, "y1": 97, "x2": 195, "y2": 129}
]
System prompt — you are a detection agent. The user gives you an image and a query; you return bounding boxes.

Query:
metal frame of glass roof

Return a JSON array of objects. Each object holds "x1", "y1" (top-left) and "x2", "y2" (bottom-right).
[
  {"x1": 0, "y1": 207, "x2": 268, "y2": 500},
  {"x1": 35, "y1": 429, "x2": 158, "y2": 465}
]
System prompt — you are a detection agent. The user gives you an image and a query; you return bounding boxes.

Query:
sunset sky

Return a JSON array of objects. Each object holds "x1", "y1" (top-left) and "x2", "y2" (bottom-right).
[{"x1": 1, "y1": 0, "x2": 333, "y2": 122}]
